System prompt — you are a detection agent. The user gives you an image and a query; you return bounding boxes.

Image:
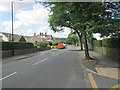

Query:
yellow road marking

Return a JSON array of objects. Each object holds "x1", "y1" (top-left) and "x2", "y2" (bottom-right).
[
  {"x1": 88, "y1": 73, "x2": 98, "y2": 90},
  {"x1": 108, "y1": 84, "x2": 120, "y2": 90}
]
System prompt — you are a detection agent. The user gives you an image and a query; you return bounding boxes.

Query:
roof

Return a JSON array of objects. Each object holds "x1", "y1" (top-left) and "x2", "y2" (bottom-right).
[
  {"x1": 14, "y1": 35, "x2": 23, "y2": 42},
  {"x1": 37, "y1": 33, "x2": 53, "y2": 38},
  {"x1": 25, "y1": 36, "x2": 44, "y2": 43},
  {"x1": 0, "y1": 32, "x2": 26, "y2": 42},
  {"x1": 43, "y1": 35, "x2": 53, "y2": 39}
]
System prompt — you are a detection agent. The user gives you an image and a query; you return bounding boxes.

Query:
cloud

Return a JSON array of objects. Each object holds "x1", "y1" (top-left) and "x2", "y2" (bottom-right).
[
  {"x1": 0, "y1": 0, "x2": 34, "y2": 3},
  {"x1": 93, "y1": 33, "x2": 103, "y2": 40},
  {"x1": 0, "y1": 1, "x2": 33, "y2": 12},
  {"x1": 2, "y1": 3, "x2": 50, "y2": 35},
  {"x1": 15, "y1": 4, "x2": 49, "y2": 26},
  {"x1": 2, "y1": 20, "x2": 23, "y2": 32},
  {"x1": 0, "y1": 2, "x2": 11, "y2": 12},
  {"x1": 26, "y1": 29, "x2": 34, "y2": 35},
  {"x1": 1, "y1": 2, "x2": 70, "y2": 38}
]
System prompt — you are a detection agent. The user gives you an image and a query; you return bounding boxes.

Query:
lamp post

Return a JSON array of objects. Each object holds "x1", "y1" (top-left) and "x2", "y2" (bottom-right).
[
  {"x1": 11, "y1": 1, "x2": 14, "y2": 42},
  {"x1": 11, "y1": 0, "x2": 23, "y2": 56},
  {"x1": 11, "y1": 1, "x2": 14, "y2": 56}
]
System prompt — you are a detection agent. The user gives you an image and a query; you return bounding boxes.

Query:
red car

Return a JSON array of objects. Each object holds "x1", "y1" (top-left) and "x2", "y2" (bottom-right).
[{"x1": 57, "y1": 44, "x2": 65, "y2": 49}]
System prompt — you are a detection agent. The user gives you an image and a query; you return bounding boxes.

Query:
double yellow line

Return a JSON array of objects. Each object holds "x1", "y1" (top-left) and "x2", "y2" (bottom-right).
[
  {"x1": 88, "y1": 73, "x2": 120, "y2": 90},
  {"x1": 88, "y1": 73, "x2": 98, "y2": 90},
  {"x1": 108, "y1": 85, "x2": 120, "y2": 90}
]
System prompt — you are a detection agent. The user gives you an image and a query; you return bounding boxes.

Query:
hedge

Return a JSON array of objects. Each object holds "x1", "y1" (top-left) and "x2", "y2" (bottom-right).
[
  {"x1": 93, "y1": 40, "x2": 102, "y2": 47},
  {"x1": 93, "y1": 37, "x2": 120, "y2": 48},
  {"x1": 102, "y1": 38, "x2": 120, "y2": 48},
  {"x1": 33, "y1": 42, "x2": 50, "y2": 48},
  {"x1": 0, "y1": 42, "x2": 34, "y2": 51}
]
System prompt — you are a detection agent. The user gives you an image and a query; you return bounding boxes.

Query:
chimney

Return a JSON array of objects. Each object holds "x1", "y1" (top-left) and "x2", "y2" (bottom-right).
[
  {"x1": 34, "y1": 33, "x2": 36, "y2": 36},
  {"x1": 45, "y1": 32, "x2": 47, "y2": 37}
]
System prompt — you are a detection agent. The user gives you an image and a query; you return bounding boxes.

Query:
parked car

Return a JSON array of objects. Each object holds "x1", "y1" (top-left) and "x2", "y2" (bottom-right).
[{"x1": 57, "y1": 44, "x2": 65, "y2": 49}]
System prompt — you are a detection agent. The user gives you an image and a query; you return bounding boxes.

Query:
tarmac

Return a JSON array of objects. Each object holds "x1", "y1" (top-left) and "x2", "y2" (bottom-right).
[
  {"x1": 80, "y1": 50, "x2": 120, "y2": 80},
  {"x1": 2, "y1": 47, "x2": 120, "y2": 79},
  {"x1": 2, "y1": 49, "x2": 56, "y2": 64}
]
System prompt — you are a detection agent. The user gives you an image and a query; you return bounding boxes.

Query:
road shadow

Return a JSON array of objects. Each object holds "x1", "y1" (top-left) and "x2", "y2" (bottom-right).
[{"x1": 66, "y1": 49, "x2": 82, "y2": 52}]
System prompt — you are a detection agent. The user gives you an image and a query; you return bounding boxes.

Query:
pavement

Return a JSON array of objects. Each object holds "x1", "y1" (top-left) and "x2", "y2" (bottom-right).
[{"x1": 80, "y1": 49, "x2": 120, "y2": 80}]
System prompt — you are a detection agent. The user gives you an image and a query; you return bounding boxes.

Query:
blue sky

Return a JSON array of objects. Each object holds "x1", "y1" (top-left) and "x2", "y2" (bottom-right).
[
  {"x1": 0, "y1": 0, "x2": 105, "y2": 39},
  {"x1": 0, "y1": 1, "x2": 71, "y2": 38}
]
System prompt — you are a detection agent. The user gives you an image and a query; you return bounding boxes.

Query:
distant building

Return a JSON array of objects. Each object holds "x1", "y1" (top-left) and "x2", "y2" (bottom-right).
[
  {"x1": 36, "y1": 32, "x2": 55, "y2": 41},
  {"x1": 0, "y1": 32, "x2": 26, "y2": 42},
  {"x1": 25, "y1": 36, "x2": 44, "y2": 43},
  {"x1": 55, "y1": 38, "x2": 66, "y2": 41}
]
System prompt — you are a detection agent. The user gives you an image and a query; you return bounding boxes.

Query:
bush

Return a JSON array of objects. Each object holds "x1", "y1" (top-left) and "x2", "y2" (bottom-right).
[
  {"x1": 52, "y1": 41, "x2": 59, "y2": 46},
  {"x1": 34, "y1": 41, "x2": 40, "y2": 48},
  {"x1": 0, "y1": 41, "x2": 34, "y2": 51}
]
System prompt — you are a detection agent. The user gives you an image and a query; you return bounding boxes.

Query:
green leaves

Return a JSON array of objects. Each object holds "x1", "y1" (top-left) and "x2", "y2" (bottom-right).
[
  {"x1": 44, "y1": 2, "x2": 119, "y2": 38},
  {"x1": 66, "y1": 32, "x2": 78, "y2": 45}
]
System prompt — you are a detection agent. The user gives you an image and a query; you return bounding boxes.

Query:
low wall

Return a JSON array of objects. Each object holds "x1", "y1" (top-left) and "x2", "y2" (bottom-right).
[
  {"x1": 0, "y1": 47, "x2": 51, "y2": 58},
  {"x1": 93, "y1": 47, "x2": 120, "y2": 60}
]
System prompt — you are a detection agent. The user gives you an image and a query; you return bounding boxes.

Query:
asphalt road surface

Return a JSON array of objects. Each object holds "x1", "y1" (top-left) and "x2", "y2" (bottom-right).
[{"x1": 1, "y1": 46, "x2": 119, "y2": 88}]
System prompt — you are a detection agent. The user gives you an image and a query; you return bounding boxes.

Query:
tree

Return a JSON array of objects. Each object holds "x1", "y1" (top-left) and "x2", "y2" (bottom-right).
[
  {"x1": 66, "y1": 32, "x2": 79, "y2": 45},
  {"x1": 52, "y1": 40, "x2": 60, "y2": 46},
  {"x1": 89, "y1": 2, "x2": 120, "y2": 37},
  {"x1": 47, "y1": 3, "x2": 84, "y2": 50},
  {"x1": 43, "y1": 2, "x2": 119, "y2": 60}
]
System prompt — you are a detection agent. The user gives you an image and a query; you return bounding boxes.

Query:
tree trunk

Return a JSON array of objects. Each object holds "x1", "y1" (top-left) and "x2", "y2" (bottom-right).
[
  {"x1": 79, "y1": 33, "x2": 83, "y2": 50},
  {"x1": 83, "y1": 26, "x2": 91, "y2": 60},
  {"x1": 68, "y1": 26, "x2": 83, "y2": 50},
  {"x1": 75, "y1": 30, "x2": 83, "y2": 50}
]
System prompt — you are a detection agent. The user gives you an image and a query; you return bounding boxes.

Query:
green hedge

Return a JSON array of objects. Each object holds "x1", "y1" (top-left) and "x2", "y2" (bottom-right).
[
  {"x1": 93, "y1": 38, "x2": 120, "y2": 48},
  {"x1": 40, "y1": 42, "x2": 48, "y2": 47},
  {"x1": 33, "y1": 42, "x2": 50, "y2": 48},
  {"x1": 102, "y1": 38, "x2": 120, "y2": 48},
  {"x1": 93, "y1": 40, "x2": 102, "y2": 47},
  {"x1": 0, "y1": 42, "x2": 34, "y2": 51}
]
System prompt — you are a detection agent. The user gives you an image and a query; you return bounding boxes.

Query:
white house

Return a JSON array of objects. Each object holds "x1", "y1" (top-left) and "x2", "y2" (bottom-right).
[
  {"x1": 0, "y1": 32, "x2": 9, "y2": 41},
  {"x1": 0, "y1": 32, "x2": 26, "y2": 42}
]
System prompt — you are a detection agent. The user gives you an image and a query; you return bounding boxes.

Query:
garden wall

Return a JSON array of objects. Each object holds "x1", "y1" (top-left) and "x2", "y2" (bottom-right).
[
  {"x1": 0, "y1": 42, "x2": 51, "y2": 58},
  {"x1": 0, "y1": 47, "x2": 51, "y2": 58}
]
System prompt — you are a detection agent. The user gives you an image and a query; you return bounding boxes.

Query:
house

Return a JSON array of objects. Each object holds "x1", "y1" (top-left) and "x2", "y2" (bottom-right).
[
  {"x1": 0, "y1": 32, "x2": 26, "y2": 42},
  {"x1": 25, "y1": 36, "x2": 44, "y2": 43},
  {"x1": 43, "y1": 35, "x2": 54, "y2": 41},
  {"x1": 36, "y1": 32, "x2": 55, "y2": 41}
]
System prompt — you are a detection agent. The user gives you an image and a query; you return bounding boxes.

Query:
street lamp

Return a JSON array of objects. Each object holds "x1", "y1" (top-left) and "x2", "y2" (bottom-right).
[
  {"x1": 11, "y1": 1, "x2": 14, "y2": 43},
  {"x1": 11, "y1": 1, "x2": 14, "y2": 56},
  {"x1": 11, "y1": 0, "x2": 23, "y2": 56}
]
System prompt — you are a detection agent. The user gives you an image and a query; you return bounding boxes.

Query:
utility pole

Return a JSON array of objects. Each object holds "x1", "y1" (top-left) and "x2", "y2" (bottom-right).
[
  {"x1": 11, "y1": 0, "x2": 23, "y2": 56},
  {"x1": 11, "y1": 1, "x2": 14, "y2": 56}
]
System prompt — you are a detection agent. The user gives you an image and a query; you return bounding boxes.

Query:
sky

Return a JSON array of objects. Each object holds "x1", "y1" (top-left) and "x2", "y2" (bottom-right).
[
  {"x1": 0, "y1": 0, "x2": 105, "y2": 39},
  {"x1": 0, "y1": 0, "x2": 71, "y2": 38}
]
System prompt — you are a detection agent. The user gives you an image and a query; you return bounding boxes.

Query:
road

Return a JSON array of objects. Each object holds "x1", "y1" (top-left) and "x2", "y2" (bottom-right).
[{"x1": 1, "y1": 46, "x2": 119, "y2": 88}]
